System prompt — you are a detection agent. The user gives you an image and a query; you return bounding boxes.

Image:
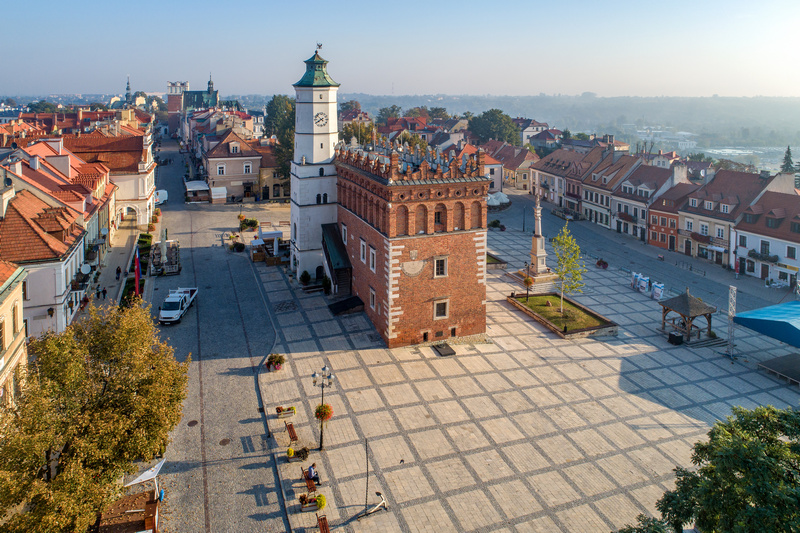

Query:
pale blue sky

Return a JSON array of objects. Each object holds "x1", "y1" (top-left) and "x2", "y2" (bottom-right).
[{"x1": 3, "y1": 0, "x2": 799, "y2": 97}]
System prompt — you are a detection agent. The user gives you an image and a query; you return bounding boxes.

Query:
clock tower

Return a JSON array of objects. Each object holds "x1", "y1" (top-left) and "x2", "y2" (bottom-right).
[{"x1": 289, "y1": 49, "x2": 340, "y2": 278}]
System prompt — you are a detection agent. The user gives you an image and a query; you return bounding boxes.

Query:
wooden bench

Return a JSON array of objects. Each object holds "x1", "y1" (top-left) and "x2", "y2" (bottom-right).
[
  {"x1": 316, "y1": 513, "x2": 330, "y2": 533},
  {"x1": 285, "y1": 421, "x2": 298, "y2": 443},
  {"x1": 301, "y1": 468, "x2": 317, "y2": 494}
]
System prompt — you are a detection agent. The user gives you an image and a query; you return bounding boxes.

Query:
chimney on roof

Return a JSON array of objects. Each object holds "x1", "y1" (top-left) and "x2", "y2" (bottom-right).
[
  {"x1": 31, "y1": 155, "x2": 40, "y2": 171},
  {"x1": 760, "y1": 170, "x2": 771, "y2": 179},
  {"x1": 1, "y1": 169, "x2": 14, "y2": 219}
]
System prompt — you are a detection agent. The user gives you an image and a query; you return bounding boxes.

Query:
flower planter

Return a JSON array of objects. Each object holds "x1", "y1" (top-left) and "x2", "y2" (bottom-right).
[
  {"x1": 287, "y1": 454, "x2": 302, "y2": 463},
  {"x1": 276, "y1": 407, "x2": 295, "y2": 419}
]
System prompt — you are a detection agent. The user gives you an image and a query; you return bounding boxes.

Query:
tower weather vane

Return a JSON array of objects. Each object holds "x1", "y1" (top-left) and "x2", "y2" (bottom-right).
[{"x1": 316, "y1": 42, "x2": 322, "y2": 51}]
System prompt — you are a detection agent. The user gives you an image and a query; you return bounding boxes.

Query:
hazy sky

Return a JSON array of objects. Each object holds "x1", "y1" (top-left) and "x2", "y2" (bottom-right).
[{"x1": 4, "y1": 0, "x2": 799, "y2": 98}]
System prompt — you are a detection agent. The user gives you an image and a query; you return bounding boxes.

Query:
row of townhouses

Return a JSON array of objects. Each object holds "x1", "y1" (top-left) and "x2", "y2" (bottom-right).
[{"x1": 533, "y1": 146, "x2": 799, "y2": 285}]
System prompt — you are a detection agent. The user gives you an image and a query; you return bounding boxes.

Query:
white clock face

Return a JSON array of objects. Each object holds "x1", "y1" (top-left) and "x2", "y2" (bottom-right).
[{"x1": 314, "y1": 112, "x2": 328, "y2": 127}]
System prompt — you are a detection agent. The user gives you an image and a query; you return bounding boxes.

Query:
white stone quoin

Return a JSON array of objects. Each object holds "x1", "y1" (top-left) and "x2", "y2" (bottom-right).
[{"x1": 290, "y1": 49, "x2": 340, "y2": 279}]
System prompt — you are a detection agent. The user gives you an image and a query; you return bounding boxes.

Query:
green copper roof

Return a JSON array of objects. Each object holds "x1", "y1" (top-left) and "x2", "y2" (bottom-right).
[{"x1": 293, "y1": 51, "x2": 340, "y2": 88}]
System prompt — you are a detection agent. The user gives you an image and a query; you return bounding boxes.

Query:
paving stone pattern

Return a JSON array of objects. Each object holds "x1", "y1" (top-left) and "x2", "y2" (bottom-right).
[{"x1": 258, "y1": 226, "x2": 799, "y2": 533}]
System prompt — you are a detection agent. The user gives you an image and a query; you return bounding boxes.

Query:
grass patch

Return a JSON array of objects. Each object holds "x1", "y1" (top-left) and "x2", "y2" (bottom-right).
[
  {"x1": 119, "y1": 277, "x2": 146, "y2": 307},
  {"x1": 486, "y1": 253, "x2": 501, "y2": 264},
  {"x1": 515, "y1": 295, "x2": 607, "y2": 330}
]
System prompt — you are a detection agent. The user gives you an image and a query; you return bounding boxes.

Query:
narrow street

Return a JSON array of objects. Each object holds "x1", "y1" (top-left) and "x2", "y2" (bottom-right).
[{"x1": 149, "y1": 139, "x2": 288, "y2": 532}]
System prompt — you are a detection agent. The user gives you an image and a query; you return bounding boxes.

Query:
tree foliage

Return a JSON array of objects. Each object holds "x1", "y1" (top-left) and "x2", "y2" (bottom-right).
[
  {"x1": 404, "y1": 106, "x2": 429, "y2": 118},
  {"x1": 573, "y1": 132, "x2": 591, "y2": 141},
  {"x1": 781, "y1": 145, "x2": 794, "y2": 173},
  {"x1": 469, "y1": 109, "x2": 520, "y2": 145},
  {"x1": 266, "y1": 95, "x2": 295, "y2": 179},
  {"x1": 614, "y1": 514, "x2": 670, "y2": 533},
  {"x1": 3, "y1": 98, "x2": 16, "y2": 107},
  {"x1": 552, "y1": 222, "x2": 585, "y2": 313},
  {"x1": 132, "y1": 91, "x2": 148, "y2": 100},
  {"x1": 0, "y1": 303, "x2": 188, "y2": 532},
  {"x1": 27, "y1": 100, "x2": 58, "y2": 113},
  {"x1": 376, "y1": 105, "x2": 402, "y2": 125},
  {"x1": 339, "y1": 100, "x2": 360, "y2": 114},
  {"x1": 561, "y1": 128, "x2": 571, "y2": 140},
  {"x1": 429, "y1": 107, "x2": 450, "y2": 119},
  {"x1": 89, "y1": 102, "x2": 108, "y2": 111},
  {"x1": 687, "y1": 152, "x2": 714, "y2": 163},
  {"x1": 715, "y1": 158, "x2": 756, "y2": 173},
  {"x1": 148, "y1": 95, "x2": 167, "y2": 112},
  {"x1": 340, "y1": 121, "x2": 375, "y2": 146},
  {"x1": 396, "y1": 130, "x2": 428, "y2": 152}
]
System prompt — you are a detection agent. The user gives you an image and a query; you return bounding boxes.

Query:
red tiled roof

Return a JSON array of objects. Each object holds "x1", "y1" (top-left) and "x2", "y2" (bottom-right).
[
  {"x1": 0, "y1": 259, "x2": 20, "y2": 286},
  {"x1": 0, "y1": 190, "x2": 83, "y2": 263},
  {"x1": 735, "y1": 191, "x2": 800, "y2": 243},
  {"x1": 683, "y1": 169, "x2": 773, "y2": 221},
  {"x1": 62, "y1": 134, "x2": 147, "y2": 173},
  {"x1": 205, "y1": 130, "x2": 260, "y2": 159}
]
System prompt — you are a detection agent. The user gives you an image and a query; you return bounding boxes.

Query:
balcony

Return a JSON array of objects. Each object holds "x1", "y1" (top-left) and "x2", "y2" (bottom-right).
[
  {"x1": 691, "y1": 232, "x2": 711, "y2": 244},
  {"x1": 565, "y1": 191, "x2": 581, "y2": 200},
  {"x1": 748, "y1": 249, "x2": 779, "y2": 263},
  {"x1": 617, "y1": 212, "x2": 637, "y2": 223}
]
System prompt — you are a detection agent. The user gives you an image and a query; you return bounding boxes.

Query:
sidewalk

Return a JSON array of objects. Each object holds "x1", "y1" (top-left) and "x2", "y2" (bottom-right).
[{"x1": 77, "y1": 219, "x2": 139, "y2": 313}]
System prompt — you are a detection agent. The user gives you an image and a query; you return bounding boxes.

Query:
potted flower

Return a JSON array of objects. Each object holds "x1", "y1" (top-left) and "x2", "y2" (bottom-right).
[
  {"x1": 296, "y1": 446, "x2": 310, "y2": 461},
  {"x1": 238, "y1": 213, "x2": 245, "y2": 222},
  {"x1": 287, "y1": 447, "x2": 301, "y2": 462},
  {"x1": 299, "y1": 493, "x2": 318, "y2": 511},
  {"x1": 276, "y1": 406, "x2": 295, "y2": 419},
  {"x1": 266, "y1": 353, "x2": 286, "y2": 371},
  {"x1": 315, "y1": 404, "x2": 333, "y2": 422},
  {"x1": 316, "y1": 494, "x2": 327, "y2": 511}
]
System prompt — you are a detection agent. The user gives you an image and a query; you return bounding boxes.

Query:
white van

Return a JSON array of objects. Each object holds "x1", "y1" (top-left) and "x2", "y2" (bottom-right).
[{"x1": 155, "y1": 190, "x2": 169, "y2": 205}]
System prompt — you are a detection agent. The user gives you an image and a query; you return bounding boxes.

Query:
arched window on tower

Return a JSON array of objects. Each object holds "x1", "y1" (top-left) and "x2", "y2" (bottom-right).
[
  {"x1": 396, "y1": 206, "x2": 409, "y2": 236},
  {"x1": 323, "y1": 193, "x2": 328, "y2": 204},
  {"x1": 316, "y1": 194, "x2": 321, "y2": 204},
  {"x1": 454, "y1": 202, "x2": 465, "y2": 231},
  {"x1": 319, "y1": 167, "x2": 324, "y2": 176}
]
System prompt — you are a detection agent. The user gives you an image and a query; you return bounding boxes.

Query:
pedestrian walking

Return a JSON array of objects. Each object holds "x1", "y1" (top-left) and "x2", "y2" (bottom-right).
[
  {"x1": 96, "y1": 286, "x2": 101, "y2": 299},
  {"x1": 102, "y1": 287, "x2": 107, "y2": 300},
  {"x1": 116, "y1": 266, "x2": 121, "y2": 280}
]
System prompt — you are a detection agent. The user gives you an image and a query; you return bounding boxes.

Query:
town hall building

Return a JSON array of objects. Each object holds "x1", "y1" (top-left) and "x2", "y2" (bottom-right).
[{"x1": 289, "y1": 50, "x2": 489, "y2": 347}]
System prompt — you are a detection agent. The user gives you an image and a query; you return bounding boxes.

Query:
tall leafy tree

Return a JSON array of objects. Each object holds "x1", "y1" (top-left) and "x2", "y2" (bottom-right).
[
  {"x1": 561, "y1": 129, "x2": 571, "y2": 140},
  {"x1": 781, "y1": 145, "x2": 794, "y2": 173},
  {"x1": 396, "y1": 131, "x2": 428, "y2": 152},
  {"x1": 89, "y1": 102, "x2": 108, "y2": 111},
  {"x1": 376, "y1": 105, "x2": 401, "y2": 125},
  {"x1": 0, "y1": 303, "x2": 188, "y2": 533},
  {"x1": 339, "y1": 100, "x2": 360, "y2": 114},
  {"x1": 27, "y1": 100, "x2": 58, "y2": 113},
  {"x1": 3, "y1": 98, "x2": 17, "y2": 107},
  {"x1": 552, "y1": 222, "x2": 586, "y2": 313},
  {"x1": 468, "y1": 109, "x2": 520, "y2": 145},
  {"x1": 340, "y1": 121, "x2": 375, "y2": 146},
  {"x1": 404, "y1": 106, "x2": 429, "y2": 118},
  {"x1": 429, "y1": 107, "x2": 450, "y2": 119},
  {"x1": 265, "y1": 95, "x2": 296, "y2": 179},
  {"x1": 687, "y1": 152, "x2": 714, "y2": 163}
]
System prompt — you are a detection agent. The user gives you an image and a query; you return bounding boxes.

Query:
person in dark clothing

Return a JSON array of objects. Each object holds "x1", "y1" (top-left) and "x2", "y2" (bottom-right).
[
  {"x1": 307, "y1": 463, "x2": 320, "y2": 485},
  {"x1": 102, "y1": 287, "x2": 107, "y2": 300},
  {"x1": 116, "y1": 266, "x2": 122, "y2": 280}
]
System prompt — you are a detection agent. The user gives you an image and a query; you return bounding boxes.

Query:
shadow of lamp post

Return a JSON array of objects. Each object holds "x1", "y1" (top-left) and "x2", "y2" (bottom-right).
[
  {"x1": 312, "y1": 365, "x2": 335, "y2": 451},
  {"x1": 524, "y1": 261, "x2": 532, "y2": 301}
]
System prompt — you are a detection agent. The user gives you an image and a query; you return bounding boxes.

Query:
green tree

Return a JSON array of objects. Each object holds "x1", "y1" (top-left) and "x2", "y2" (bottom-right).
[
  {"x1": 614, "y1": 515, "x2": 669, "y2": 533},
  {"x1": 687, "y1": 152, "x2": 714, "y2": 163},
  {"x1": 132, "y1": 90, "x2": 148, "y2": 100},
  {"x1": 3, "y1": 97, "x2": 17, "y2": 107},
  {"x1": 148, "y1": 95, "x2": 167, "y2": 112},
  {"x1": 0, "y1": 303, "x2": 188, "y2": 533},
  {"x1": 396, "y1": 130, "x2": 428, "y2": 152},
  {"x1": 469, "y1": 109, "x2": 520, "y2": 145},
  {"x1": 781, "y1": 145, "x2": 794, "y2": 173},
  {"x1": 654, "y1": 406, "x2": 800, "y2": 533},
  {"x1": 461, "y1": 111, "x2": 474, "y2": 120},
  {"x1": 376, "y1": 105, "x2": 402, "y2": 125},
  {"x1": 429, "y1": 107, "x2": 449, "y2": 119},
  {"x1": 339, "y1": 100, "x2": 360, "y2": 114},
  {"x1": 340, "y1": 121, "x2": 375, "y2": 146},
  {"x1": 266, "y1": 95, "x2": 295, "y2": 179},
  {"x1": 404, "y1": 106, "x2": 429, "y2": 118},
  {"x1": 89, "y1": 102, "x2": 108, "y2": 111},
  {"x1": 27, "y1": 100, "x2": 58, "y2": 113},
  {"x1": 552, "y1": 222, "x2": 586, "y2": 313},
  {"x1": 573, "y1": 132, "x2": 590, "y2": 141},
  {"x1": 561, "y1": 129, "x2": 571, "y2": 140}
]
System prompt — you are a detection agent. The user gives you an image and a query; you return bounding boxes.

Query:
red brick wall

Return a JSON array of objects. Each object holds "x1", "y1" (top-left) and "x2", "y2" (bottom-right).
[{"x1": 339, "y1": 205, "x2": 486, "y2": 348}]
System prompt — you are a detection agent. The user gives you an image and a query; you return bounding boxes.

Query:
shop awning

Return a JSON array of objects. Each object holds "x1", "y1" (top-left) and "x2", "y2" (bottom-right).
[
  {"x1": 734, "y1": 301, "x2": 800, "y2": 349},
  {"x1": 707, "y1": 245, "x2": 726, "y2": 252}
]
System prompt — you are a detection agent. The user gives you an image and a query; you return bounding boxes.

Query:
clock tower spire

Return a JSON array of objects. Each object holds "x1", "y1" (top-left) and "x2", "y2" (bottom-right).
[{"x1": 289, "y1": 50, "x2": 340, "y2": 278}]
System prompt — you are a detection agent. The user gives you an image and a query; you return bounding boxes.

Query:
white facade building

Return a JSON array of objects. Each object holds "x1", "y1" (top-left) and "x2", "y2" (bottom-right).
[{"x1": 290, "y1": 50, "x2": 340, "y2": 280}]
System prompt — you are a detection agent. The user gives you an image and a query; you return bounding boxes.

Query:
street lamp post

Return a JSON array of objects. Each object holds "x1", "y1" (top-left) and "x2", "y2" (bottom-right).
[
  {"x1": 524, "y1": 261, "x2": 531, "y2": 301},
  {"x1": 312, "y1": 365, "x2": 335, "y2": 451}
]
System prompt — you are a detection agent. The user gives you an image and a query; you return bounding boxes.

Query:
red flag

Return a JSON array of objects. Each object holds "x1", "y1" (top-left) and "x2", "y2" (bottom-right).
[{"x1": 134, "y1": 247, "x2": 141, "y2": 296}]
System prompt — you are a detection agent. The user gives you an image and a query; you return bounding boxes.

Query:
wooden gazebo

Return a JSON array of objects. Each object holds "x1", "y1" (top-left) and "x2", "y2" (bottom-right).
[{"x1": 659, "y1": 289, "x2": 717, "y2": 341}]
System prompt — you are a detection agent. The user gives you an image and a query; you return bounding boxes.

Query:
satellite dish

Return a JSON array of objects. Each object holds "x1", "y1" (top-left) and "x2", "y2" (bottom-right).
[
  {"x1": 80, "y1": 264, "x2": 92, "y2": 275},
  {"x1": 100, "y1": 228, "x2": 109, "y2": 236}
]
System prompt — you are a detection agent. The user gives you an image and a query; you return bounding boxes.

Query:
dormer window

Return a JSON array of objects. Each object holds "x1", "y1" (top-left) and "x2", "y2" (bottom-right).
[
  {"x1": 230, "y1": 142, "x2": 239, "y2": 154},
  {"x1": 766, "y1": 217, "x2": 781, "y2": 229},
  {"x1": 690, "y1": 198, "x2": 697, "y2": 207},
  {"x1": 705, "y1": 201, "x2": 713, "y2": 210},
  {"x1": 792, "y1": 222, "x2": 800, "y2": 233},
  {"x1": 721, "y1": 204, "x2": 729, "y2": 214},
  {"x1": 744, "y1": 213, "x2": 757, "y2": 224}
]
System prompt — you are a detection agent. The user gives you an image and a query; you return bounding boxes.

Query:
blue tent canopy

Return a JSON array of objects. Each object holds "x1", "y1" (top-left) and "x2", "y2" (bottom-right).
[{"x1": 734, "y1": 301, "x2": 800, "y2": 349}]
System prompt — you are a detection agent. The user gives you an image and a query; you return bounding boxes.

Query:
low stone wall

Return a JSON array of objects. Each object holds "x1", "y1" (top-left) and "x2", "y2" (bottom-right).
[
  {"x1": 486, "y1": 252, "x2": 508, "y2": 270},
  {"x1": 506, "y1": 293, "x2": 618, "y2": 339}
]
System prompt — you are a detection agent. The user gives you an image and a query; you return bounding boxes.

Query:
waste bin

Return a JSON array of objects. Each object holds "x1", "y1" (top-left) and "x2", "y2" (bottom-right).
[{"x1": 668, "y1": 331, "x2": 683, "y2": 345}]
